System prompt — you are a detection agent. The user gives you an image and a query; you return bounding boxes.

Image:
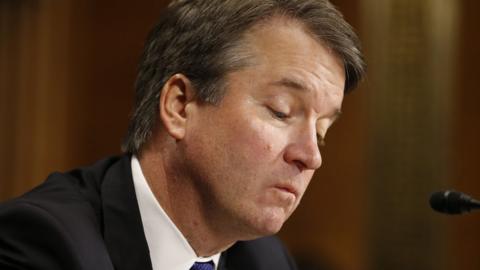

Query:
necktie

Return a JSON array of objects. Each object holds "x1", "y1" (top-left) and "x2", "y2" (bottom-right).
[{"x1": 190, "y1": 261, "x2": 214, "y2": 270}]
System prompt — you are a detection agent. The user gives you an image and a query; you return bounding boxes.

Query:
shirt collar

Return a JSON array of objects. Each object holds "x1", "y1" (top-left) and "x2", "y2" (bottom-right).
[{"x1": 131, "y1": 155, "x2": 220, "y2": 270}]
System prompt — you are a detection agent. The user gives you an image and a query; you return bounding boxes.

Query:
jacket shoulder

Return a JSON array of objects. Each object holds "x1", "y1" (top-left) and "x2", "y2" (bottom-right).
[
  {"x1": 222, "y1": 235, "x2": 298, "y2": 270},
  {"x1": 0, "y1": 200, "x2": 113, "y2": 270},
  {"x1": 0, "y1": 156, "x2": 128, "y2": 270}
]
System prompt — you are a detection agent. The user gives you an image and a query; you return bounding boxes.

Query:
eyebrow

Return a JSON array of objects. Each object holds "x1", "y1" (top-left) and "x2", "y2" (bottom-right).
[{"x1": 270, "y1": 77, "x2": 310, "y2": 92}]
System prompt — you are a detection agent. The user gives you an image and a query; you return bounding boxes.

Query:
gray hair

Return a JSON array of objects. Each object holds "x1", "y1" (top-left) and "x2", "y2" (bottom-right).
[{"x1": 122, "y1": 0, "x2": 366, "y2": 154}]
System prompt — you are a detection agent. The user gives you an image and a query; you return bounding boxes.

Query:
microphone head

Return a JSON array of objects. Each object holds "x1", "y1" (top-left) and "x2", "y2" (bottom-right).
[{"x1": 430, "y1": 190, "x2": 474, "y2": 214}]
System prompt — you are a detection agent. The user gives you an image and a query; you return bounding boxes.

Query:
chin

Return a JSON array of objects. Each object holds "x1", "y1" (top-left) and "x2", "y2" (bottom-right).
[
  {"x1": 259, "y1": 220, "x2": 284, "y2": 235},
  {"x1": 242, "y1": 207, "x2": 289, "y2": 239}
]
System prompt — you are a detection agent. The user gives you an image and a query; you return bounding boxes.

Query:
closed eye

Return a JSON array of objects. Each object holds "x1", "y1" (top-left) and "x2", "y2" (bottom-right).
[{"x1": 269, "y1": 108, "x2": 289, "y2": 120}]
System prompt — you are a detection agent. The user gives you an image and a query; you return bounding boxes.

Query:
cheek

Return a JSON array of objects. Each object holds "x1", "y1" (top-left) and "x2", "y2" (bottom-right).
[{"x1": 229, "y1": 117, "x2": 280, "y2": 163}]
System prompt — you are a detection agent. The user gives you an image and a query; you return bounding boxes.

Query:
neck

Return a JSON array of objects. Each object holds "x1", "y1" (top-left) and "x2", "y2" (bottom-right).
[{"x1": 138, "y1": 138, "x2": 236, "y2": 257}]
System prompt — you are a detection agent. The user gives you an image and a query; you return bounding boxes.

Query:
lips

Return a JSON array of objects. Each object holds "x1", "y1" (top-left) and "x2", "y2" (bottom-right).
[{"x1": 274, "y1": 183, "x2": 298, "y2": 198}]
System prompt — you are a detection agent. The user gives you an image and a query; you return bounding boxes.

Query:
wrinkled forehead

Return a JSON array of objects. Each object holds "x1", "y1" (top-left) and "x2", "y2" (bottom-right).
[
  {"x1": 241, "y1": 16, "x2": 344, "y2": 73},
  {"x1": 243, "y1": 17, "x2": 345, "y2": 87}
]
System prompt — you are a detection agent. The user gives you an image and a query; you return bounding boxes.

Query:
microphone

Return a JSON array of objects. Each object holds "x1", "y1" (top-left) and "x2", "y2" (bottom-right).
[{"x1": 429, "y1": 190, "x2": 480, "y2": 214}]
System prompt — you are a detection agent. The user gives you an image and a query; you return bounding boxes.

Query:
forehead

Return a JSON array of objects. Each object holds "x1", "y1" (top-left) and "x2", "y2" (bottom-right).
[{"x1": 240, "y1": 17, "x2": 345, "y2": 102}]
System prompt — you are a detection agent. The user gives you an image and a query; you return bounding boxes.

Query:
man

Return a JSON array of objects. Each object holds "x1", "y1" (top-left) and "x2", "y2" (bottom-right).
[{"x1": 0, "y1": 0, "x2": 365, "y2": 269}]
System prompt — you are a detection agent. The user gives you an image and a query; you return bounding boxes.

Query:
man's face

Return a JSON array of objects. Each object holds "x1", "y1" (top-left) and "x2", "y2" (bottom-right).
[{"x1": 182, "y1": 18, "x2": 345, "y2": 239}]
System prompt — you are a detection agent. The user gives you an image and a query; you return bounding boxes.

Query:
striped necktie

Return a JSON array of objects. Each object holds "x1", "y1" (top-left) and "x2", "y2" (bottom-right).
[{"x1": 190, "y1": 260, "x2": 214, "y2": 270}]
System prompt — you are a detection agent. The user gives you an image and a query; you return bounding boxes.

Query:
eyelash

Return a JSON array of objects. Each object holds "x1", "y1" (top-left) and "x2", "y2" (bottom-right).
[
  {"x1": 270, "y1": 108, "x2": 289, "y2": 120},
  {"x1": 270, "y1": 108, "x2": 327, "y2": 147}
]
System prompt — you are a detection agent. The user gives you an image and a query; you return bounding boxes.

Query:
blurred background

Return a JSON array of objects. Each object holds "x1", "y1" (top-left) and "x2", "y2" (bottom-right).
[{"x1": 1, "y1": 0, "x2": 480, "y2": 269}]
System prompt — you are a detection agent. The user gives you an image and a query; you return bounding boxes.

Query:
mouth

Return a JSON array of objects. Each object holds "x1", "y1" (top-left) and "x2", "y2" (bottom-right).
[{"x1": 274, "y1": 184, "x2": 298, "y2": 199}]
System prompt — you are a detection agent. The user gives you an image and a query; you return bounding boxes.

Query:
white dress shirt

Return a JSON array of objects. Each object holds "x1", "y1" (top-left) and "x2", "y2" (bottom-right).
[{"x1": 131, "y1": 155, "x2": 220, "y2": 270}]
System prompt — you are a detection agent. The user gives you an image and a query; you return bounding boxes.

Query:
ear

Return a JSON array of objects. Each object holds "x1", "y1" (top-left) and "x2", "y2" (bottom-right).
[{"x1": 159, "y1": 74, "x2": 196, "y2": 140}]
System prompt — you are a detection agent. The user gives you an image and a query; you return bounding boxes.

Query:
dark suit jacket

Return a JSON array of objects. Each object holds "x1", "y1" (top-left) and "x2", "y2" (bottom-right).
[{"x1": 0, "y1": 156, "x2": 297, "y2": 270}]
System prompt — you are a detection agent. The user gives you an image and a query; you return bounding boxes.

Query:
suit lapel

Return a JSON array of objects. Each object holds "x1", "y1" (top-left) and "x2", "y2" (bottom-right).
[
  {"x1": 101, "y1": 155, "x2": 152, "y2": 270},
  {"x1": 217, "y1": 252, "x2": 229, "y2": 270}
]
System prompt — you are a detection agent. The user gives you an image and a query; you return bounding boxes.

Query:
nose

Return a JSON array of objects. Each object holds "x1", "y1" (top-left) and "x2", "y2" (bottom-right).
[{"x1": 283, "y1": 128, "x2": 322, "y2": 171}]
